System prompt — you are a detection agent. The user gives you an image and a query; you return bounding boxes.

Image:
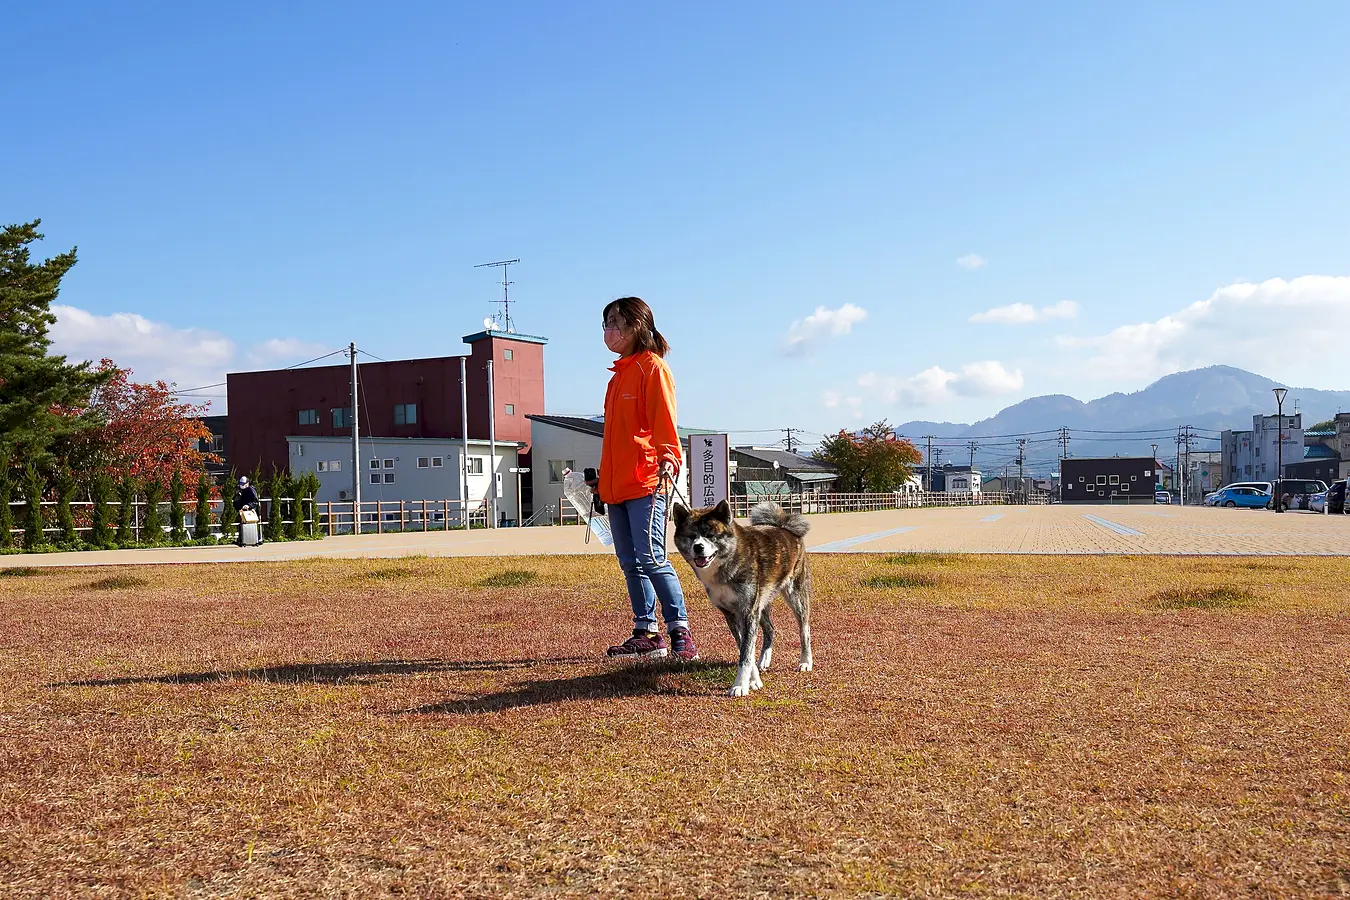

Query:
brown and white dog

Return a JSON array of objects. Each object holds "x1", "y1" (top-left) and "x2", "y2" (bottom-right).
[{"x1": 671, "y1": 500, "x2": 813, "y2": 697}]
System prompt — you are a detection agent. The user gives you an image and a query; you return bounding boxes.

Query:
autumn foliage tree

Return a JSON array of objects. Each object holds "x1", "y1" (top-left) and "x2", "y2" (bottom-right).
[
  {"x1": 814, "y1": 420, "x2": 922, "y2": 492},
  {"x1": 73, "y1": 360, "x2": 216, "y2": 486}
]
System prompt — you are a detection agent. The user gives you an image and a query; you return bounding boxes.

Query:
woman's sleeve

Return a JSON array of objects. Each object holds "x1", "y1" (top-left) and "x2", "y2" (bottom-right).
[{"x1": 647, "y1": 362, "x2": 681, "y2": 474}]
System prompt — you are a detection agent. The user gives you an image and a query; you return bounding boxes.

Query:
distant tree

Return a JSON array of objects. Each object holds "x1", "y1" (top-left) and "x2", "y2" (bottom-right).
[
  {"x1": 1309, "y1": 419, "x2": 1335, "y2": 432},
  {"x1": 169, "y1": 470, "x2": 187, "y2": 543},
  {"x1": 0, "y1": 455, "x2": 13, "y2": 549},
  {"x1": 219, "y1": 470, "x2": 238, "y2": 542},
  {"x1": 21, "y1": 464, "x2": 46, "y2": 549},
  {"x1": 89, "y1": 472, "x2": 113, "y2": 548},
  {"x1": 0, "y1": 221, "x2": 111, "y2": 468},
  {"x1": 193, "y1": 470, "x2": 213, "y2": 540},
  {"x1": 115, "y1": 475, "x2": 136, "y2": 545},
  {"x1": 815, "y1": 420, "x2": 922, "y2": 492},
  {"x1": 72, "y1": 360, "x2": 216, "y2": 486},
  {"x1": 142, "y1": 478, "x2": 164, "y2": 544},
  {"x1": 55, "y1": 469, "x2": 78, "y2": 545},
  {"x1": 266, "y1": 468, "x2": 286, "y2": 541}
]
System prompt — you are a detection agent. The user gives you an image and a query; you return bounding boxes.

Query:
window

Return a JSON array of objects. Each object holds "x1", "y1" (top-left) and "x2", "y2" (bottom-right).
[
  {"x1": 332, "y1": 407, "x2": 352, "y2": 428},
  {"x1": 505, "y1": 404, "x2": 515, "y2": 416},
  {"x1": 384, "y1": 472, "x2": 395, "y2": 484},
  {"x1": 1109, "y1": 474, "x2": 1120, "y2": 485},
  {"x1": 504, "y1": 348, "x2": 513, "y2": 361},
  {"x1": 1121, "y1": 483, "x2": 1130, "y2": 492},
  {"x1": 370, "y1": 473, "x2": 381, "y2": 485},
  {"x1": 383, "y1": 458, "x2": 394, "y2": 469},
  {"x1": 549, "y1": 459, "x2": 575, "y2": 483},
  {"x1": 418, "y1": 457, "x2": 430, "y2": 468},
  {"x1": 468, "y1": 457, "x2": 485, "y2": 475},
  {"x1": 1096, "y1": 475, "x2": 1107, "y2": 485},
  {"x1": 209, "y1": 434, "x2": 225, "y2": 452},
  {"x1": 370, "y1": 459, "x2": 381, "y2": 470},
  {"x1": 317, "y1": 461, "x2": 327, "y2": 472},
  {"x1": 1130, "y1": 475, "x2": 1137, "y2": 481},
  {"x1": 394, "y1": 403, "x2": 417, "y2": 426},
  {"x1": 431, "y1": 456, "x2": 443, "y2": 467},
  {"x1": 298, "y1": 409, "x2": 318, "y2": 425},
  {"x1": 1078, "y1": 476, "x2": 1085, "y2": 483},
  {"x1": 295, "y1": 444, "x2": 304, "y2": 457},
  {"x1": 328, "y1": 460, "x2": 341, "y2": 472}
]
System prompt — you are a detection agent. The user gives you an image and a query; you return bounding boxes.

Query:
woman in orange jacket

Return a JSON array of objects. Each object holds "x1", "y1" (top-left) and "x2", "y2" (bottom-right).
[{"x1": 598, "y1": 297, "x2": 698, "y2": 662}]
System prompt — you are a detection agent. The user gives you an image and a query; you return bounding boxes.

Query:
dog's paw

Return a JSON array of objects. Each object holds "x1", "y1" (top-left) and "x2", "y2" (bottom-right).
[
  {"x1": 750, "y1": 672, "x2": 763, "y2": 691},
  {"x1": 798, "y1": 659, "x2": 813, "y2": 672},
  {"x1": 728, "y1": 683, "x2": 751, "y2": 698},
  {"x1": 758, "y1": 648, "x2": 773, "y2": 671}
]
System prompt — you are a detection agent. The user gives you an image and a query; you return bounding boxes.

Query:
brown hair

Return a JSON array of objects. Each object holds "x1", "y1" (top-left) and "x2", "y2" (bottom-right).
[{"x1": 602, "y1": 296, "x2": 669, "y2": 357}]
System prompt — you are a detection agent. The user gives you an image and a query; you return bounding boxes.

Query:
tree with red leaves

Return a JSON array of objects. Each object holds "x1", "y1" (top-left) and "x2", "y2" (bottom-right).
[
  {"x1": 814, "y1": 420, "x2": 922, "y2": 492},
  {"x1": 71, "y1": 359, "x2": 218, "y2": 486}
]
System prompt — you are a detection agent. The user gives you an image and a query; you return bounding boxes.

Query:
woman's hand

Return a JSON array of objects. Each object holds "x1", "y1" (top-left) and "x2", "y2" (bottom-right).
[{"x1": 659, "y1": 460, "x2": 677, "y2": 482}]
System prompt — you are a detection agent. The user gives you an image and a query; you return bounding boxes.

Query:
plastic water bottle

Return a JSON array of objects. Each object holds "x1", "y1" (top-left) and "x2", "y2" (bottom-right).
[
  {"x1": 587, "y1": 514, "x2": 614, "y2": 546},
  {"x1": 561, "y1": 470, "x2": 614, "y2": 546}
]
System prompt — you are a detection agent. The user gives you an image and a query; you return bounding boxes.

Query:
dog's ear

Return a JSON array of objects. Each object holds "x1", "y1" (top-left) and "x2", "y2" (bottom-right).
[
  {"x1": 672, "y1": 502, "x2": 689, "y2": 530},
  {"x1": 712, "y1": 499, "x2": 731, "y2": 523}
]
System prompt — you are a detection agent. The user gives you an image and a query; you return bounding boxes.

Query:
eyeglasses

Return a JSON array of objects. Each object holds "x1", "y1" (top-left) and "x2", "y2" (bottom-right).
[{"x1": 602, "y1": 320, "x2": 625, "y2": 331}]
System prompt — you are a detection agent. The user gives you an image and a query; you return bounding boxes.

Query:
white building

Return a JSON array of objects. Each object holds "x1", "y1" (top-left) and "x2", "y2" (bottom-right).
[
  {"x1": 527, "y1": 415, "x2": 700, "y2": 521},
  {"x1": 1221, "y1": 413, "x2": 1303, "y2": 485},
  {"x1": 287, "y1": 435, "x2": 522, "y2": 527},
  {"x1": 945, "y1": 471, "x2": 982, "y2": 495}
]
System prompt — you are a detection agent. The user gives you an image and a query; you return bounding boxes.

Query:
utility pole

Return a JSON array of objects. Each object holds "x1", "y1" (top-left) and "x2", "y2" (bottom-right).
[
  {"x1": 460, "y1": 356, "x2": 471, "y2": 530},
  {"x1": 1059, "y1": 427, "x2": 1071, "y2": 460},
  {"x1": 923, "y1": 435, "x2": 935, "y2": 490},
  {"x1": 349, "y1": 342, "x2": 361, "y2": 534},
  {"x1": 1017, "y1": 437, "x2": 1027, "y2": 498},
  {"x1": 782, "y1": 428, "x2": 800, "y2": 453},
  {"x1": 487, "y1": 359, "x2": 497, "y2": 528},
  {"x1": 966, "y1": 440, "x2": 978, "y2": 471}
]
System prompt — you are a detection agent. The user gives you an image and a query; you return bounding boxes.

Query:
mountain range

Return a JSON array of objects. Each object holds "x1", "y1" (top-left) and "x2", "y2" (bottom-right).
[{"x1": 894, "y1": 366, "x2": 1350, "y2": 475}]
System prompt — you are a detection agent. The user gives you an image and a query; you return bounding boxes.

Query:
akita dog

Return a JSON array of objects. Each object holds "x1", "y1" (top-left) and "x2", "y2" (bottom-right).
[{"x1": 671, "y1": 500, "x2": 813, "y2": 697}]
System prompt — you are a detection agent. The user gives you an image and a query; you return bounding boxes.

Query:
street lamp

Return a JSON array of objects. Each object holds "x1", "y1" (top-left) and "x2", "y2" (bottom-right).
[{"x1": 1273, "y1": 387, "x2": 1288, "y2": 512}]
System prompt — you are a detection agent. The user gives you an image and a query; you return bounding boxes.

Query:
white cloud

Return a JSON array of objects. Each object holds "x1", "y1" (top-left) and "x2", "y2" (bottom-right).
[
  {"x1": 1055, "y1": 275, "x2": 1350, "y2": 386},
  {"x1": 50, "y1": 305, "x2": 328, "y2": 408},
  {"x1": 821, "y1": 389, "x2": 864, "y2": 419},
  {"x1": 970, "y1": 300, "x2": 1079, "y2": 324},
  {"x1": 956, "y1": 253, "x2": 987, "y2": 270},
  {"x1": 857, "y1": 360, "x2": 1024, "y2": 407},
  {"x1": 784, "y1": 303, "x2": 868, "y2": 356}
]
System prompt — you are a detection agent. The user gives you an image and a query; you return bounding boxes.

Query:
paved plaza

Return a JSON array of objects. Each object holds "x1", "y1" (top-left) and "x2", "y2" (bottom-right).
[{"x1": 2, "y1": 504, "x2": 1347, "y2": 568}]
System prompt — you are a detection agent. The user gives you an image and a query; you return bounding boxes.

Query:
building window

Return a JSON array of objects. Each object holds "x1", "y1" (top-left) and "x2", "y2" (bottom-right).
[
  {"x1": 317, "y1": 461, "x2": 327, "y2": 472},
  {"x1": 383, "y1": 458, "x2": 394, "y2": 469},
  {"x1": 332, "y1": 407, "x2": 352, "y2": 428},
  {"x1": 384, "y1": 472, "x2": 395, "y2": 484},
  {"x1": 209, "y1": 434, "x2": 224, "y2": 452},
  {"x1": 394, "y1": 403, "x2": 417, "y2": 426},
  {"x1": 468, "y1": 457, "x2": 485, "y2": 475},
  {"x1": 298, "y1": 409, "x2": 318, "y2": 425},
  {"x1": 1096, "y1": 475, "x2": 1107, "y2": 485},
  {"x1": 504, "y1": 348, "x2": 513, "y2": 361},
  {"x1": 328, "y1": 460, "x2": 341, "y2": 472},
  {"x1": 418, "y1": 457, "x2": 430, "y2": 468},
  {"x1": 549, "y1": 459, "x2": 575, "y2": 483},
  {"x1": 505, "y1": 404, "x2": 515, "y2": 416},
  {"x1": 370, "y1": 473, "x2": 381, "y2": 485},
  {"x1": 370, "y1": 459, "x2": 381, "y2": 470},
  {"x1": 1109, "y1": 474, "x2": 1119, "y2": 484},
  {"x1": 431, "y1": 456, "x2": 443, "y2": 467}
]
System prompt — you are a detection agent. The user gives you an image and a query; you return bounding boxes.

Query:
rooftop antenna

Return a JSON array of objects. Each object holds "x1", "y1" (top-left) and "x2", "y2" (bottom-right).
[{"x1": 475, "y1": 258, "x2": 520, "y2": 333}]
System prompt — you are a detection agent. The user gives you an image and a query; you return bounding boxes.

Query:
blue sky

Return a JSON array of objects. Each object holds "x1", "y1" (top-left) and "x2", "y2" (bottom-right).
[{"x1": 6, "y1": 2, "x2": 1349, "y2": 448}]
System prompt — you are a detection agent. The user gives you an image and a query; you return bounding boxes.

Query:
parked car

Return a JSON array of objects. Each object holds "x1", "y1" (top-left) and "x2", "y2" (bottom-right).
[
  {"x1": 1202, "y1": 491, "x2": 1220, "y2": 506},
  {"x1": 1272, "y1": 478, "x2": 1330, "y2": 512},
  {"x1": 1209, "y1": 486, "x2": 1272, "y2": 509},
  {"x1": 1313, "y1": 480, "x2": 1347, "y2": 515},
  {"x1": 1154, "y1": 490, "x2": 1171, "y2": 504}
]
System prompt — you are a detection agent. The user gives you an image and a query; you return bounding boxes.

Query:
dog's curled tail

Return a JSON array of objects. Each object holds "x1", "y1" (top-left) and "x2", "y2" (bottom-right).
[{"x1": 749, "y1": 501, "x2": 810, "y2": 537}]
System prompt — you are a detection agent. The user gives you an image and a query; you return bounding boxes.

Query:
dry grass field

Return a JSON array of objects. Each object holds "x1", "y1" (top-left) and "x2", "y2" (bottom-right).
[{"x1": 2, "y1": 554, "x2": 1348, "y2": 898}]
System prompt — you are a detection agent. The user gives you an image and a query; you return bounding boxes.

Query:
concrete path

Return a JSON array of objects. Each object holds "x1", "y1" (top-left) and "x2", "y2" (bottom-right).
[{"x1": 2, "y1": 505, "x2": 1347, "y2": 568}]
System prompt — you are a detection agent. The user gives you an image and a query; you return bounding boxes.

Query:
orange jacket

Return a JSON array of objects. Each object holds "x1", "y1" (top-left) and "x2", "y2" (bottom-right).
[{"x1": 600, "y1": 350, "x2": 681, "y2": 504}]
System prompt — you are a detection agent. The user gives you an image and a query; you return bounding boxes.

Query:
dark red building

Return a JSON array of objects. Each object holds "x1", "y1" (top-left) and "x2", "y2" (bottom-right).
[{"x1": 226, "y1": 330, "x2": 546, "y2": 477}]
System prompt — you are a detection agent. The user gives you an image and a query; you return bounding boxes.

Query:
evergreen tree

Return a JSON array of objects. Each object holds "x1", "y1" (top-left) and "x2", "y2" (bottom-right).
[
  {"x1": 0, "y1": 456, "x2": 13, "y2": 550},
  {"x1": 266, "y1": 468, "x2": 286, "y2": 541},
  {"x1": 169, "y1": 470, "x2": 187, "y2": 543},
  {"x1": 22, "y1": 464, "x2": 46, "y2": 549},
  {"x1": 90, "y1": 472, "x2": 113, "y2": 548},
  {"x1": 0, "y1": 221, "x2": 111, "y2": 467},
  {"x1": 142, "y1": 478, "x2": 164, "y2": 544},
  {"x1": 286, "y1": 472, "x2": 304, "y2": 540},
  {"x1": 194, "y1": 470, "x2": 212, "y2": 540},
  {"x1": 55, "y1": 468, "x2": 78, "y2": 545},
  {"x1": 219, "y1": 470, "x2": 238, "y2": 542},
  {"x1": 115, "y1": 475, "x2": 136, "y2": 545}
]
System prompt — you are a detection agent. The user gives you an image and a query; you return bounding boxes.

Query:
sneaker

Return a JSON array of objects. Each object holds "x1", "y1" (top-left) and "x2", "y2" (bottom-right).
[
  {"x1": 607, "y1": 630, "x2": 668, "y2": 659},
  {"x1": 669, "y1": 627, "x2": 699, "y2": 662}
]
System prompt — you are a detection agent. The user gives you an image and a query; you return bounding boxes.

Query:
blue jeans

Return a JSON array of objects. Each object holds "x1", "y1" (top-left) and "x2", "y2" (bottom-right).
[{"x1": 608, "y1": 491, "x2": 689, "y2": 633}]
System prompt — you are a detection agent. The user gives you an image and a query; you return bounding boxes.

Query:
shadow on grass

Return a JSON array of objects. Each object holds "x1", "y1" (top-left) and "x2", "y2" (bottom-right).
[
  {"x1": 398, "y1": 660, "x2": 736, "y2": 715},
  {"x1": 52, "y1": 656, "x2": 597, "y2": 688}
]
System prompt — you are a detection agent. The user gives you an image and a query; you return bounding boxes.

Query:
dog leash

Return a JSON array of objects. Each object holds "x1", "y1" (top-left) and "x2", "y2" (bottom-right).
[{"x1": 648, "y1": 468, "x2": 689, "y2": 563}]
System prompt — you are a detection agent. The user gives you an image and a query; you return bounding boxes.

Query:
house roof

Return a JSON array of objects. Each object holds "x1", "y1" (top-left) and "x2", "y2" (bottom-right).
[
  {"x1": 527, "y1": 414, "x2": 721, "y2": 443},
  {"x1": 1304, "y1": 443, "x2": 1339, "y2": 460},
  {"x1": 1305, "y1": 428, "x2": 1336, "y2": 437},
  {"x1": 732, "y1": 447, "x2": 834, "y2": 472}
]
